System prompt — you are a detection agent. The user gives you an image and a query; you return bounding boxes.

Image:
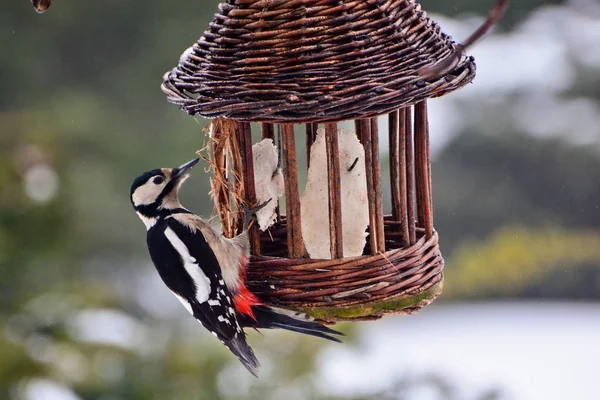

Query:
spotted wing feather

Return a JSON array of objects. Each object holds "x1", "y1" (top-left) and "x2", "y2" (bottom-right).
[{"x1": 147, "y1": 217, "x2": 259, "y2": 375}]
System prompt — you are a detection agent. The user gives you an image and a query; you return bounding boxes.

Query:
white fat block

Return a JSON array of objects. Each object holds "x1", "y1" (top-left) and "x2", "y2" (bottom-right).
[
  {"x1": 252, "y1": 138, "x2": 284, "y2": 231},
  {"x1": 301, "y1": 128, "x2": 369, "y2": 259}
]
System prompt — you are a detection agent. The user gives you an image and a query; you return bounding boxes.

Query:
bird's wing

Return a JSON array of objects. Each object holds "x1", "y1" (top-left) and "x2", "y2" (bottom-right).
[
  {"x1": 171, "y1": 213, "x2": 249, "y2": 292},
  {"x1": 164, "y1": 217, "x2": 244, "y2": 341}
]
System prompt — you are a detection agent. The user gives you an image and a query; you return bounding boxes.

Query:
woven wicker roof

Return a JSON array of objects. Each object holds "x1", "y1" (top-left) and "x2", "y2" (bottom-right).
[{"x1": 161, "y1": 0, "x2": 476, "y2": 123}]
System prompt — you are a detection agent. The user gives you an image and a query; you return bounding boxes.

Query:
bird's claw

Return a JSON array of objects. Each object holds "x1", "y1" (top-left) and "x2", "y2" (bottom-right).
[{"x1": 242, "y1": 199, "x2": 272, "y2": 231}]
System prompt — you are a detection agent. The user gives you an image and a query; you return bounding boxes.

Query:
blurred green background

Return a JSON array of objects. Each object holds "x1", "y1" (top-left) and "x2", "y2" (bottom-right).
[{"x1": 2, "y1": 1, "x2": 600, "y2": 399}]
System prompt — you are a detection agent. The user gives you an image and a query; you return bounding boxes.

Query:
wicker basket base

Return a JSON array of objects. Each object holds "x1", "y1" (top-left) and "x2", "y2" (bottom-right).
[
  {"x1": 246, "y1": 219, "x2": 444, "y2": 322},
  {"x1": 297, "y1": 279, "x2": 443, "y2": 323}
]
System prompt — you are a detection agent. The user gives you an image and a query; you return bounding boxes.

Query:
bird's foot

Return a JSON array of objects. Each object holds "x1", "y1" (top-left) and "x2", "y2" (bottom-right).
[{"x1": 242, "y1": 199, "x2": 272, "y2": 231}]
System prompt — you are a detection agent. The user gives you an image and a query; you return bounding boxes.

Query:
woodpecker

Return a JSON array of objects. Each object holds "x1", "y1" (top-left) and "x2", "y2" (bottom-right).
[{"x1": 130, "y1": 158, "x2": 343, "y2": 376}]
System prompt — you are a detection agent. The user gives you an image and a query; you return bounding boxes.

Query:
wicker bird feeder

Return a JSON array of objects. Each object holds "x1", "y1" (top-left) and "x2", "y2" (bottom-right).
[{"x1": 161, "y1": 0, "x2": 503, "y2": 322}]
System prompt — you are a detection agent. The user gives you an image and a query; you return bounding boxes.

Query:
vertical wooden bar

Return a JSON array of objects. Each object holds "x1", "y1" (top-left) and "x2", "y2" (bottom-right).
[
  {"x1": 414, "y1": 106, "x2": 423, "y2": 233},
  {"x1": 262, "y1": 123, "x2": 275, "y2": 140},
  {"x1": 306, "y1": 123, "x2": 318, "y2": 169},
  {"x1": 306, "y1": 123, "x2": 313, "y2": 169},
  {"x1": 370, "y1": 117, "x2": 385, "y2": 253},
  {"x1": 261, "y1": 123, "x2": 280, "y2": 221},
  {"x1": 405, "y1": 107, "x2": 417, "y2": 245},
  {"x1": 398, "y1": 108, "x2": 410, "y2": 248},
  {"x1": 281, "y1": 123, "x2": 303, "y2": 258},
  {"x1": 357, "y1": 119, "x2": 378, "y2": 254},
  {"x1": 389, "y1": 111, "x2": 401, "y2": 227},
  {"x1": 325, "y1": 123, "x2": 343, "y2": 259},
  {"x1": 238, "y1": 122, "x2": 261, "y2": 255},
  {"x1": 355, "y1": 120, "x2": 365, "y2": 145},
  {"x1": 239, "y1": 122, "x2": 260, "y2": 253},
  {"x1": 414, "y1": 101, "x2": 434, "y2": 238}
]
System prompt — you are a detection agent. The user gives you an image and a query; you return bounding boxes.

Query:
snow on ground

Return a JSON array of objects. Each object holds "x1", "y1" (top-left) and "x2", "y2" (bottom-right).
[{"x1": 318, "y1": 302, "x2": 600, "y2": 400}]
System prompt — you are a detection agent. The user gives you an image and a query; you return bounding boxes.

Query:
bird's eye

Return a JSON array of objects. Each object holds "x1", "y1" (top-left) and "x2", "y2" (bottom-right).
[{"x1": 153, "y1": 176, "x2": 165, "y2": 185}]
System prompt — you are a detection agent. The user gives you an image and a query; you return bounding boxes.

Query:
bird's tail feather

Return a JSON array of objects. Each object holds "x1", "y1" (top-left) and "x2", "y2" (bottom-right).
[
  {"x1": 226, "y1": 335, "x2": 260, "y2": 377},
  {"x1": 240, "y1": 305, "x2": 344, "y2": 343}
]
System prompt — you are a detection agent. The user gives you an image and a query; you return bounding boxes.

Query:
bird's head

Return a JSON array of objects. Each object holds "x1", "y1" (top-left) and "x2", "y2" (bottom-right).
[{"x1": 130, "y1": 158, "x2": 199, "y2": 227}]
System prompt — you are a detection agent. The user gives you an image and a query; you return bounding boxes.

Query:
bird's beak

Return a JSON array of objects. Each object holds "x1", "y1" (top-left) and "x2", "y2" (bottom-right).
[{"x1": 171, "y1": 158, "x2": 200, "y2": 182}]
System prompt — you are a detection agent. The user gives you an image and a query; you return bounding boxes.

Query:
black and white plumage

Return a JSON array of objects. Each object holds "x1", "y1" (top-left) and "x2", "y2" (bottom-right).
[
  {"x1": 130, "y1": 158, "x2": 343, "y2": 376},
  {"x1": 147, "y1": 216, "x2": 259, "y2": 373}
]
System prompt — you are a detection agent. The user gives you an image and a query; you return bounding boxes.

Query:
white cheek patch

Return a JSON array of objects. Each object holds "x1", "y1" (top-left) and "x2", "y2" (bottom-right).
[
  {"x1": 132, "y1": 181, "x2": 165, "y2": 206},
  {"x1": 164, "y1": 227, "x2": 211, "y2": 304}
]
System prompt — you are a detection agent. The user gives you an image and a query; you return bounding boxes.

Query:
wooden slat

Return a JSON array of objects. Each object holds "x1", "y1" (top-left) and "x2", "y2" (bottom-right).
[
  {"x1": 414, "y1": 104, "x2": 423, "y2": 232},
  {"x1": 261, "y1": 122, "x2": 280, "y2": 222},
  {"x1": 370, "y1": 117, "x2": 385, "y2": 253},
  {"x1": 355, "y1": 120, "x2": 365, "y2": 145},
  {"x1": 325, "y1": 122, "x2": 343, "y2": 259},
  {"x1": 306, "y1": 123, "x2": 317, "y2": 169},
  {"x1": 405, "y1": 107, "x2": 416, "y2": 245},
  {"x1": 238, "y1": 122, "x2": 261, "y2": 255},
  {"x1": 356, "y1": 119, "x2": 378, "y2": 254},
  {"x1": 414, "y1": 101, "x2": 434, "y2": 238},
  {"x1": 261, "y1": 123, "x2": 275, "y2": 141},
  {"x1": 281, "y1": 124, "x2": 303, "y2": 258},
  {"x1": 398, "y1": 108, "x2": 411, "y2": 248},
  {"x1": 389, "y1": 111, "x2": 401, "y2": 227},
  {"x1": 276, "y1": 124, "x2": 283, "y2": 223}
]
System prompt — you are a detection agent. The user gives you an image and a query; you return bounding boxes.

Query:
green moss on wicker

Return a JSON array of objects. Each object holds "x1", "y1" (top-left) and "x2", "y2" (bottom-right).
[{"x1": 298, "y1": 282, "x2": 443, "y2": 321}]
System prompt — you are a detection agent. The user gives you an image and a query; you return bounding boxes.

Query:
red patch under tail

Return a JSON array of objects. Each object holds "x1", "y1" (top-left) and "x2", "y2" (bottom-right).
[{"x1": 233, "y1": 255, "x2": 262, "y2": 320}]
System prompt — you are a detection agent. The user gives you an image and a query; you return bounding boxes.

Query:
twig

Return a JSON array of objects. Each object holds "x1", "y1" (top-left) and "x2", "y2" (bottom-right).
[{"x1": 419, "y1": 0, "x2": 508, "y2": 80}]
